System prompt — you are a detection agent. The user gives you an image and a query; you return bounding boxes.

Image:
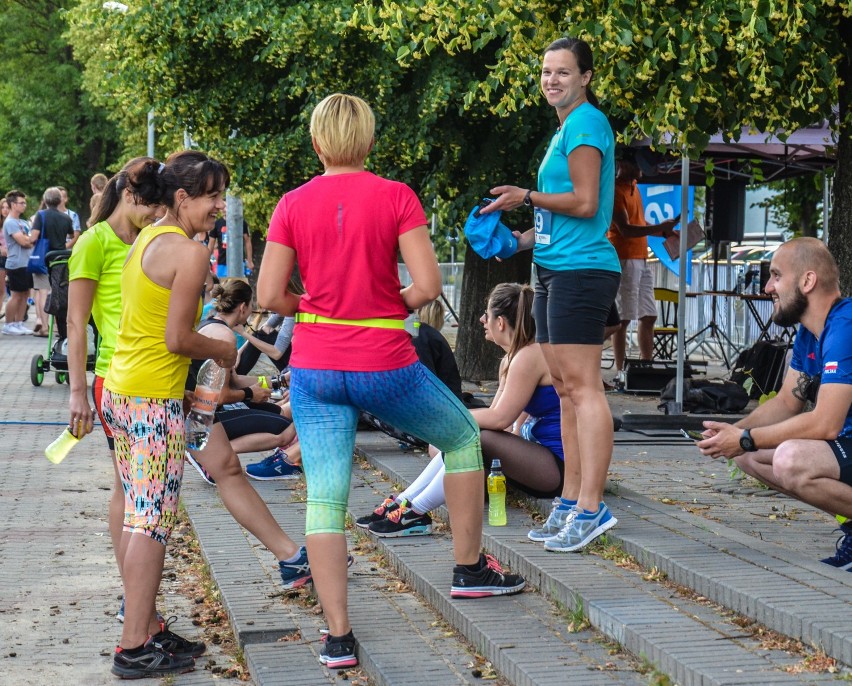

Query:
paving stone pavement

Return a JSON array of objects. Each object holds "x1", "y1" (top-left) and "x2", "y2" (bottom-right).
[{"x1": 5, "y1": 323, "x2": 852, "y2": 686}]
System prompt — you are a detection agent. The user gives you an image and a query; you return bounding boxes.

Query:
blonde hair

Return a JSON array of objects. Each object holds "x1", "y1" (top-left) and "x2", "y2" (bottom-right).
[
  {"x1": 418, "y1": 300, "x2": 445, "y2": 329},
  {"x1": 310, "y1": 93, "x2": 375, "y2": 167}
]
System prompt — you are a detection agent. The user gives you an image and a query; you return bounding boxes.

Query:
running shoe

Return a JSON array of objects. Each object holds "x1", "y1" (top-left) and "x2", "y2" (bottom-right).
[
  {"x1": 369, "y1": 505, "x2": 432, "y2": 537},
  {"x1": 111, "y1": 637, "x2": 195, "y2": 679},
  {"x1": 245, "y1": 449, "x2": 303, "y2": 480},
  {"x1": 528, "y1": 499, "x2": 576, "y2": 542},
  {"x1": 152, "y1": 616, "x2": 206, "y2": 658},
  {"x1": 319, "y1": 630, "x2": 358, "y2": 669},
  {"x1": 821, "y1": 523, "x2": 852, "y2": 570},
  {"x1": 544, "y1": 502, "x2": 617, "y2": 553},
  {"x1": 355, "y1": 495, "x2": 399, "y2": 529},
  {"x1": 14, "y1": 322, "x2": 32, "y2": 335},
  {"x1": 185, "y1": 451, "x2": 215, "y2": 485},
  {"x1": 450, "y1": 553, "x2": 526, "y2": 598},
  {"x1": 279, "y1": 546, "x2": 355, "y2": 589}
]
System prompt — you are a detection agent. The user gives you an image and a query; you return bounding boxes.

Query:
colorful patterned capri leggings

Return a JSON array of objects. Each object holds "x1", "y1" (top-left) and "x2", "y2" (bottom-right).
[
  {"x1": 101, "y1": 389, "x2": 186, "y2": 545},
  {"x1": 290, "y1": 362, "x2": 482, "y2": 535}
]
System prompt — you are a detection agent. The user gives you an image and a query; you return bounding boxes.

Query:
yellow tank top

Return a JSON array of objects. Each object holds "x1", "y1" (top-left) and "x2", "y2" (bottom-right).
[{"x1": 105, "y1": 225, "x2": 202, "y2": 399}]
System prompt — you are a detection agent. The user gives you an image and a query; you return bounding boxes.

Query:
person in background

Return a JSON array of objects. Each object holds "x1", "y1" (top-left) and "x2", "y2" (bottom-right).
[
  {"x1": 208, "y1": 202, "x2": 253, "y2": 277},
  {"x1": 29, "y1": 187, "x2": 75, "y2": 338},
  {"x1": 257, "y1": 93, "x2": 525, "y2": 670},
  {"x1": 57, "y1": 186, "x2": 81, "y2": 246},
  {"x1": 606, "y1": 148, "x2": 677, "y2": 372},
  {"x1": 88, "y1": 172, "x2": 108, "y2": 226},
  {"x1": 0, "y1": 198, "x2": 9, "y2": 321},
  {"x1": 1, "y1": 190, "x2": 33, "y2": 335}
]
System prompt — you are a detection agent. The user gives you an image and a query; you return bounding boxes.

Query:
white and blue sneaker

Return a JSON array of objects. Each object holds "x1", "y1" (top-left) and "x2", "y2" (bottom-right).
[
  {"x1": 245, "y1": 449, "x2": 303, "y2": 480},
  {"x1": 528, "y1": 498, "x2": 576, "y2": 542},
  {"x1": 544, "y1": 502, "x2": 617, "y2": 552}
]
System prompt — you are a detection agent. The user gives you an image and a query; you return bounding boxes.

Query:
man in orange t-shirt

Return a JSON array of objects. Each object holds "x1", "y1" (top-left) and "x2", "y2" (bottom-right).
[{"x1": 606, "y1": 150, "x2": 678, "y2": 371}]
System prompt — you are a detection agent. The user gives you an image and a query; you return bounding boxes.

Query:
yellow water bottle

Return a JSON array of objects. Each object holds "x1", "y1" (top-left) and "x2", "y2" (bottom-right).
[
  {"x1": 487, "y1": 459, "x2": 507, "y2": 526},
  {"x1": 257, "y1": 375, "x2": 269, "y2": 389},
  {"x1": 45, "y1": 427, "x2": 81, "y2": 464}
]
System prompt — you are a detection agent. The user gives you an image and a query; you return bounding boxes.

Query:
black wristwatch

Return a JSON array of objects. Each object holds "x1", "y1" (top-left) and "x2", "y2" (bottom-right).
[
  {"x1": 739, "y1": 428, "x2": 758, "y2": 452},
  {"x1": 523, "y1": 189, "x2": 534, "y2": 207},
  {"x1": 242, "y1": 386, "x2": 254, "y2": 401}
]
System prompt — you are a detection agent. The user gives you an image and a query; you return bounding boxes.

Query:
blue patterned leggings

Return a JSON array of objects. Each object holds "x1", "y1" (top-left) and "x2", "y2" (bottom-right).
[{"x1": 290, "y1": 362, "x2": 481, "y2": 534}]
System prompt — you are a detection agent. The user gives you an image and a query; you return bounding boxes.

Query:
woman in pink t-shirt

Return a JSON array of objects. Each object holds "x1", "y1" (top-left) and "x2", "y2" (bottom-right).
[{"x1": 257, "y1": 94, "x2": 525, "y2": 669}]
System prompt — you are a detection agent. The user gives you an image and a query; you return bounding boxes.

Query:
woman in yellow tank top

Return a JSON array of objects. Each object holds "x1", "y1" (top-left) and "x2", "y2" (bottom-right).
[{"x1": 101, "y1": 151, "x2": 239, "y2": 679}]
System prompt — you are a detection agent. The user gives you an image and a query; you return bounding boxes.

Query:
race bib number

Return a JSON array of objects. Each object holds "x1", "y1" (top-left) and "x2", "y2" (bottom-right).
[{"x1": 534, "y1": 208, "x2": 553, "y2": 246}]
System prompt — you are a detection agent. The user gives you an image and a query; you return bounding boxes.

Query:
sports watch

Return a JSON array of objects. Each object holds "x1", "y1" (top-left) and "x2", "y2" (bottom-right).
[
  {"x1": 523, "y1": 189, "x2": 534, "y2": 207},
  {"x1": 739, "y1": 428, "x2": 758, "y2": 452}
]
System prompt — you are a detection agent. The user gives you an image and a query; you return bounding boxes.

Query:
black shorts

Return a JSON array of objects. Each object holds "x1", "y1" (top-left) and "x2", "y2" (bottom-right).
[
  {"x1": 533, "y1": 265, "x2": 621, "y2": 345},
  {"x1": 829, "y1": 437, "x2": 852, "y2": 486},
  {"x1": 6, "y1": 267, "x2": 32, "y2": 293}
]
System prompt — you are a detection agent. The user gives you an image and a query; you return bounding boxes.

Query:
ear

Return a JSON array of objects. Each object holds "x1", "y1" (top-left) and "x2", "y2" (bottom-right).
[
  {"x1": 581, "y1": 70, "x2": 592, "y2": 88},
  {"x1": 174, "y1": 187, "x2": 189, "y2": 206},
  {"x1": 311, "y1": 138, "x2": 324, "y2": 160},
  {"x1": 801, "y1": 269, "x2": 818, "y2": 294}
]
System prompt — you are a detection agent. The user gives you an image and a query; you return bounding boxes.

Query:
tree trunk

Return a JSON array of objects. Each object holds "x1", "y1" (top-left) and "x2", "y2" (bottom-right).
[
  {"x1": 828, "y1": 17, "x2": 852, "y2": 297},
  {"x1": 456, "y1": 248, "x2": 533, "y2": 381}
]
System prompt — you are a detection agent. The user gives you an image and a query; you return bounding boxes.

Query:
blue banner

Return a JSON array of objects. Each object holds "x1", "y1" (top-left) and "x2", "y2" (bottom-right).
[{"x1": 639, "y1": 184, "x2": 696, "y2": 283}]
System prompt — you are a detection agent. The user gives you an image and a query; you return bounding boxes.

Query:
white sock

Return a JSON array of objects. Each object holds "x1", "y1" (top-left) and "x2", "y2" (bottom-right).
[{"x1": 398, "y1": 452, "x2": 445, "y2": 507}]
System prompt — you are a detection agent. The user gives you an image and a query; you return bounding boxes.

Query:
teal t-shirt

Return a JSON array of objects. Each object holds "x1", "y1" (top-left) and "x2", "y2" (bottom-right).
[{"x1": 534, "y1": 102, "x2": 619, "y2": 273}]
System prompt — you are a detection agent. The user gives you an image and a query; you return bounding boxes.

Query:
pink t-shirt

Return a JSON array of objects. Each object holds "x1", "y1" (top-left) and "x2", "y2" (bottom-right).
[{"x1": 267, "y1": 171, "x2": 427, "y2": 371}]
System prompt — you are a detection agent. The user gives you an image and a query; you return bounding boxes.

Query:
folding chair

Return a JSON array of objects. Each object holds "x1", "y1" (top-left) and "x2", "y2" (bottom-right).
[{"x1": 652, "y1": 287, "x2": 679, "y2": 360}]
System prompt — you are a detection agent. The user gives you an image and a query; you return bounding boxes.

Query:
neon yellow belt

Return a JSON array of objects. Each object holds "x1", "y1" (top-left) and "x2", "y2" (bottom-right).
[{"x1": 295, "y1": 313, "x2": 419, "y2": 331}]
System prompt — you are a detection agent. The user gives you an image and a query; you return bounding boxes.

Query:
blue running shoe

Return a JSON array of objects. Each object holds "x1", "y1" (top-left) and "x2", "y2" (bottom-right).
[
  {"x1": 245, "y1": 449, "x2": 303, "y2": 480},
  {"x1": 544, "y1": 502, "x2": 617, "y2": 552},
  {"x1": 279, "y1": 546, "x2": 355, "y2": 589},
  {"x1": 821, "y1": 523, "x2": 852, "y2": 570}
]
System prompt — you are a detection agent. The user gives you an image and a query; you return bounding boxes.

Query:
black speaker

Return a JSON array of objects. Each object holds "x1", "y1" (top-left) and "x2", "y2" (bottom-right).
[{"x1": 708, "y1": 181, "x2": 746, "y2": 243}]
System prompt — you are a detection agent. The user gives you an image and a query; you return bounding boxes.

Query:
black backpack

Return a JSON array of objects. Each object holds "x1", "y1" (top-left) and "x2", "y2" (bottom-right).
[
  {"x1": 659, "y1": 378, "x2": 750, "y2": 414},
  {"x1": 730, "y1": 341, "x2": 789, "y2": 399}
]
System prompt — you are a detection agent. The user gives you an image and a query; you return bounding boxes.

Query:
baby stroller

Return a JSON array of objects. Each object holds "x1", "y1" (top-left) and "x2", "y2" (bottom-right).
[{"x1": 30, "y1": 250, "x2": 96, "y2": 386}]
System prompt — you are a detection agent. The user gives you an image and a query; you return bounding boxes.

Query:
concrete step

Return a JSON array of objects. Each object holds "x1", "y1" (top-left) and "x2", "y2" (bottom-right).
[
  {"x1": 181, "y1": 463, "x2": 518, "y2": 685},
  {"x1": 353, "y1": 431, "x2": 847, "y2": 686}
]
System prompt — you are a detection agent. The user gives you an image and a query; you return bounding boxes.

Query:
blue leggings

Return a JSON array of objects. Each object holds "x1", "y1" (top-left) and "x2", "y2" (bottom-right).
[{"x1": 290, "y1": 362, "x2": 481, "y2": 534}]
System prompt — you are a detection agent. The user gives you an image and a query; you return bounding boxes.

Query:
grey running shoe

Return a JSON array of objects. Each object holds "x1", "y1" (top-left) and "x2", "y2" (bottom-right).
[
  {"x1": 528, "y1": 501, "x2": 576, "y2": 542},
  {"x1": 544, "y1": 502, "x2": 617, "y2": 553}
]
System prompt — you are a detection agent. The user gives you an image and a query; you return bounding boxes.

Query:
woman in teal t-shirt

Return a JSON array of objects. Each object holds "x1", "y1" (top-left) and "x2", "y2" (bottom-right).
[{"x1": 482, "y1": 37, "x2": 620, "y2": 554}]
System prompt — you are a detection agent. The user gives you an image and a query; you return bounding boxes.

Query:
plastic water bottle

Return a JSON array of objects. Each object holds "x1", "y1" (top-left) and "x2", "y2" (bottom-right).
[
  {"x1": 45, "y1": 427, "x2": 80, "y2": 464},
  {"x1": 487, "y1": 459, "x2": 507, "y2": 526},
  {"x1": 186, "y1": 359, "x2": 227, "y2": 451},
  {"x1": 750, "y1": 264, "x2": 761, "y2": 294}
]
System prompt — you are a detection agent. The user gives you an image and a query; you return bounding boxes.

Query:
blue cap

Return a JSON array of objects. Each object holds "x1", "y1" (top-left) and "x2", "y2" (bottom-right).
[{"x1": 463, "y1": 200, "x2": 518, "y2": 260}]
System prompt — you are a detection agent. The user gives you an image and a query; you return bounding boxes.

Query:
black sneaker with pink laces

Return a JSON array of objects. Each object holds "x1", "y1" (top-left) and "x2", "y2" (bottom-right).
[{"x1": 450, "y1": 554, "x2": 526, "y2": 598}]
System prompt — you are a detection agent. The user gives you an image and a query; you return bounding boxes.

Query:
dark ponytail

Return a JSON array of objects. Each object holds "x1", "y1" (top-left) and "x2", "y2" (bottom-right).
[
  {"x1": 90, "y1": 157, "x2": 161, "y2": 226},
  {"x1": 132, "y1": 150, "x2": 230, "y2": 211},
  {"x1": 545, "y1": 37, "x2": 599, "y2": 108}
]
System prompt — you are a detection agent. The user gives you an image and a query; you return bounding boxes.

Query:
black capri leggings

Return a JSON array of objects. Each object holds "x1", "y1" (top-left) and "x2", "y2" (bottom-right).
[{"x1": 214, "y1": 408, "x2": 292, "y2": 441}]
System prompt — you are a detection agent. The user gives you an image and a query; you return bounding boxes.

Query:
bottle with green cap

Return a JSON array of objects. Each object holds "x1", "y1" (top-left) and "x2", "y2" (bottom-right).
[{"x1": 487, "y1": 458, "x2": 507, "y2": 526}]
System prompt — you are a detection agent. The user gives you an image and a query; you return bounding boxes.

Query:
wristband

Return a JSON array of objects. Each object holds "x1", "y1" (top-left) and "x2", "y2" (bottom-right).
[{"x1": 242, "y1": 386, "x2": 254, "y2": 401}]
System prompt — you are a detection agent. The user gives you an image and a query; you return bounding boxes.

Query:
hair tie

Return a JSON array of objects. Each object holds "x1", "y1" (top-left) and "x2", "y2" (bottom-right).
[{"x1": 157, "y1": 163, "x2": 165, "y2": 174}]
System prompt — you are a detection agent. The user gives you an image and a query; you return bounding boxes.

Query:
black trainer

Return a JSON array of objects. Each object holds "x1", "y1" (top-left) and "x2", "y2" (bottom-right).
[
  {"x1": 355, "y1": 495, "x2": 398, "y2": 529},
  {"x1": 111, "y1": 637, "x2": 195, "y2": 679},
  {"x1": 151, "y1": 616, "x2": 206, "y2": 658},
  {"x1": 319, "y1": 630, "x2": 358, "y2": 669},
  {"x1": 450, "y1": 554, "x2": 526, "y2": 599},
  {"x1": 369, "y1": 505, "x2": 432, "y2": 537}
]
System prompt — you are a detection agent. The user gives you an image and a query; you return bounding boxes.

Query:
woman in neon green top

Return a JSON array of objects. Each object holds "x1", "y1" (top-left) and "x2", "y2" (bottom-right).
[{"x1": 68, "y1": 158, "x2": 161, "y2": 583}]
